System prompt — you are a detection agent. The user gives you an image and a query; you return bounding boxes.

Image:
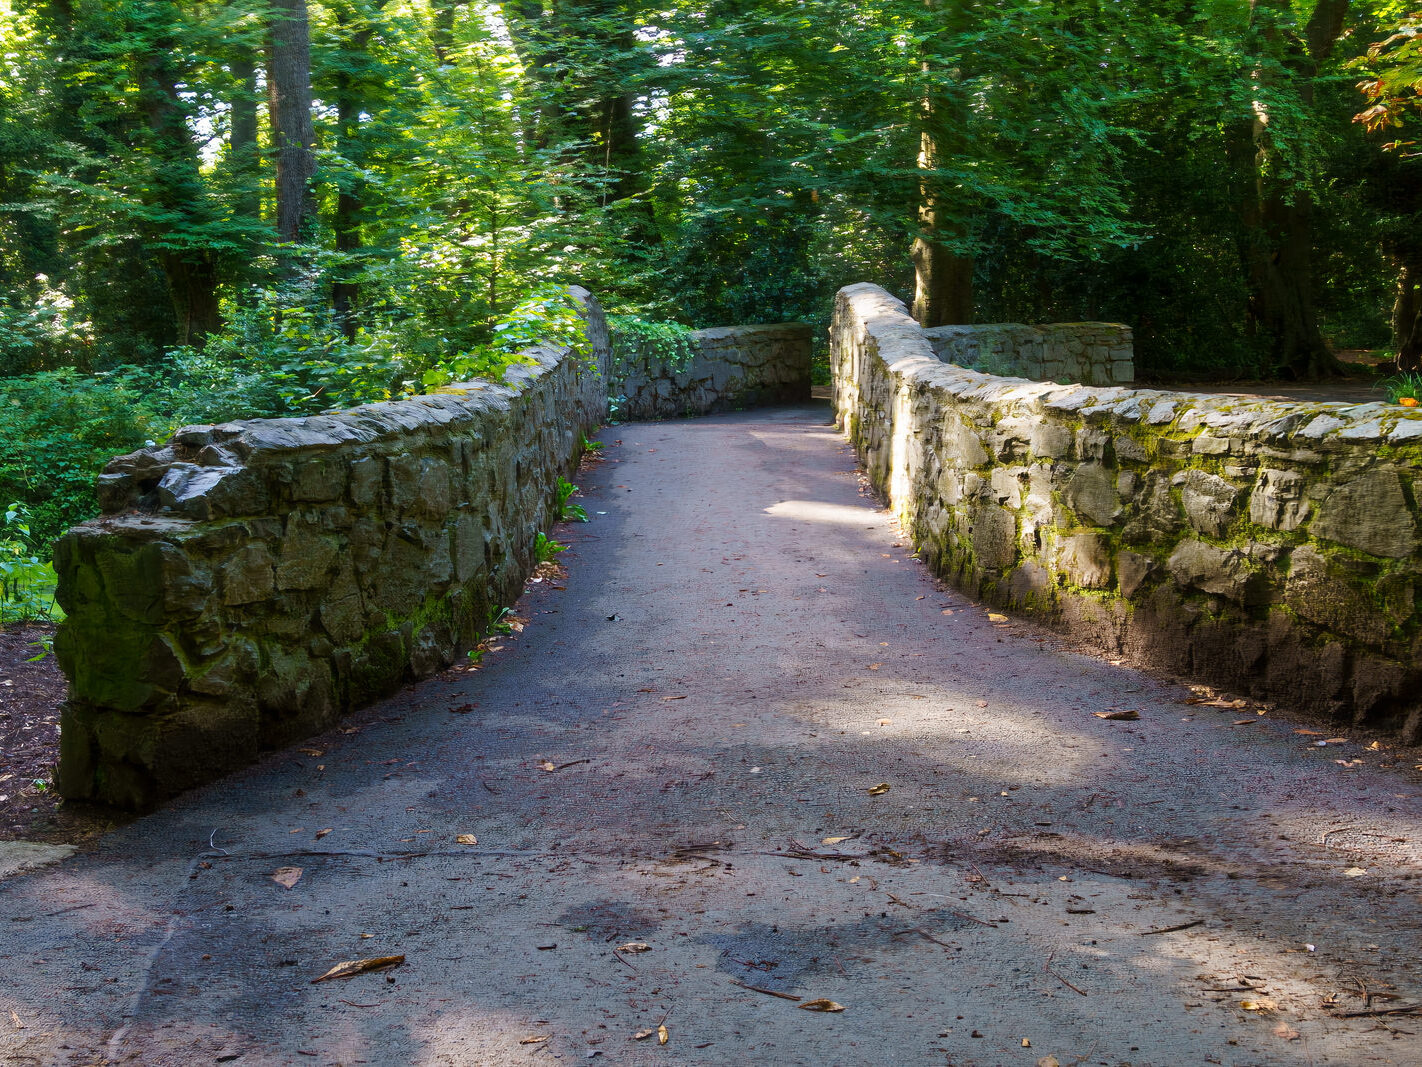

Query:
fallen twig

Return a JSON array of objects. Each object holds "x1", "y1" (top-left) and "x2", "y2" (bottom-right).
[
  {"x1": 894, "y1": 927, "x2": 953, "y2": 948},
  {"x1": 943, "y1": 908, "x2": 998, "y2": 929},
  {"x1": 729, "y1": 980, "x2": 802, "y2": 1002},
  {"x1": 1330, "y1": 1004, "x2": 1422, "y2": 1019},
  {"x1": 43, "y1": 903, "x2": 97, "y2": 918},
  {"x1": 1044, "y1": 949, "x2": 1089, "y2": 997},
  {"x1": 1140, "y1": 919, "x2": 1204, "y2": 936}
]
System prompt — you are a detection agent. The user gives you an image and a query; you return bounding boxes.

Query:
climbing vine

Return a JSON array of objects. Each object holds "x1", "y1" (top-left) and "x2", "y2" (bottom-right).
[{"x1": 607, "y1": 315, "x2": 698, "y2": 376}]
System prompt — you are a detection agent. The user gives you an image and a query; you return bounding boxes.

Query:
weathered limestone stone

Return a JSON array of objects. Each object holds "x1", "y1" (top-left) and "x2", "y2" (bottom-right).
[
  {"x1": 969, "y1": 504, "x2": 1017, "y2": 570},
  {"x1": 1167, "y1": 540, "x2": 1255, "y2": 604},
  {"x1": 1030, "y1": 422, "x2": 1072, "y2": 459},
  {"x1": 1310, "y1": 468, "x2": 1417, "y2": 558},
  {"x1": 1116, "y1": 550, "x2": 1155, "y2": 598},
  {"x1": 1056, "y1": 532, "x2": 1112, "y2": 589},
  {"x1": 1249, "y1": 468, "x2": 1309, "y2": 531},
  {"x1": 1064, "y1": 463, "x2": 1120, "y2": 526},
  {"x1": 1179, "y1": 470, "x2": 1239, "y2": 538},
  {"x1": 276, "y1": 514, "x2": 339, "y2": 591},
  {"x1": 1285, "y1": 546, "x2": 1392, "y2": 647}
]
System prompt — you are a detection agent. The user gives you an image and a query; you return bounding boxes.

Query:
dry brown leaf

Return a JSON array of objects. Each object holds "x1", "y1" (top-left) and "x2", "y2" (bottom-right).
[
  {"x1": 1296, "y1": 729, "x2": 1325, "y2": 736},
  {"x1": 1036, "y1": 1058, "x2": 1061, "y2": 1067},
  {"x1": 1241, "y1": 998, "x2": 1278, "y2": 1013},
  {"x1": 456, "y1": 834, "x2": 478, "y2": 845},
  {"x1": 867, "y1": 663, "x2": 881, "y2": 670},
  {"x1": 941, "y1": 609, "x2": 954, "y2": 615},
  {"x1": 822, "y1": 836, "x2": 851, "y2": 845},
  {"x1": 314, "y1": 828, "x2": 333, "y2": 840},
  {"x1": 632, "y1": 1029, "x2": 655, "y2": 1041},
  {"x1": 1324, "y1": 737, "x2": 1349, "y2": 744},
  {"x1": 539, "y1": 761, "x2": 557, "y2": 772},
  {"x1": 1094, "y1": 710, "x2": 1140, "y2": 721},
  {"x1": 798, "y1": 999, "x2": 846, "y2": 1013},
  {"x1": 1273, "y1": 1023, "x2": 1301, "y2": 1041},
  {"x1": 271, "y1": 866, "x2": 303, "y2": 890},
  {"x1": 866, "y1": 783, "x2": 891, "y2": 796},
  {"x1": 876, "y1": 718, "x2": 892, "y2": 726},
  {"x1": 1231, "y1": 719, "x2": 1256, "y2": 726},
  {"x1": 310, "y1": 955, "x2": 405, "y2": 983},
  {"x1": 1344, "y1": 866, "x2": 1367, "y2": 877},
  {"x1": 518, "y1": 1035, "x2": 549, "y2": 1045},
  {"x1": 987, "y1": 613, "x2": 1008, "y2": 622},
  {"x1": 657, "y1": 1024, "x2": 669, "y2": 1045},
  {"x1": 300, "y1": 748, "x2": 324, "y2": 757},
  {"x1": 616, "y1": 942, "x2": 651, "y2": 953}
]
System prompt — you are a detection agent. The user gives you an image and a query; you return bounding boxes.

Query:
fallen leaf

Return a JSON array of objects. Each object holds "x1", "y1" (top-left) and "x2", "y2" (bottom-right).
[
  {"x1": 310, "y1": 956, "x2": 405, "y2": 983},
  {"x1": 1344, "y1": 867, "x2": 1367, "y2": 878},
  {"x1": 876, "y1": 718, "x2": 892, "y2": 726},
  {"x1": 314, "y1": 828, "x2": 333, "y2": 840},
  {"x1": 1231, "y1": 719, "x2": 1256, "y2": 726},
  {"x1": 271, "y1": 867, "x2": 303, "y2": 890},
  {"x1": 941, "y1": 609, "x2": 954, "y2": 615},
  {"x1": 1324, "y1": 737, "x2": 1349, "y2": 744},
  {"x1": 1273, "y1": 1023, "x2": 1301, "y2": 1041},
  {"x1": 798, "y1": 999, "x2": 846, "y2": 1013},
  {"x1": 632, "y1": 1029, "x2": 655, "y2": 1041},
  {"x1": 519, "y1": 1035, "x2": 549, "y2": 1045},
  {"x1": 456, "y1": 834, "x2": 478, "y2": 845},
  {"x1": 657, "y1": 1024, "x2": 669, "y2": 1045},
  {"x1": 1296, "y1": 729, "x2": 1325, "y2": 736},
  {"x1": 616, "y1": 942, "x2": 651, "y2": 953},
  {"x1": 1241, "y1": 998, "x2": 1277, "y2": 1013},
  {"x1": 661, "y1": 695, "x2": 687, "y2": 701},
  {"x1": 866, "y1": 783, "x2": 891, "y2": 796},
  {"x1": 822, "y1": 836, "x2": 851, "y2": 845},
  {"x1": 300, "y1": 748, "x2": 324, "y2": 757},
  {"x1": 540, "y1": 761, "x2": 557, "y2": 772},
  {"x1": 1094, "y1": 710, "x2": 1140, "y2": 721},
  {"x1": 866, "y1": 663, "x2": 881, "y2": 670},
  {"x1": 1036, "y1": 1058, "x2": 1061, "y2": 1067},
  {"x1": 987, "y1": 613, "x2": 1008, "y2": 622}
]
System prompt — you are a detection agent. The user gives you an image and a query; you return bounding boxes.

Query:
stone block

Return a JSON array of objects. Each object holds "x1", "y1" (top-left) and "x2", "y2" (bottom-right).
[
  {"x1": 1179, "y1": 470, "x2": 1240, "y2": 538},
  {"x1": 1064, "y1": 463, "x2": 1121, "y2": 526},
  {"x1": 1310, "y1": 468, "x2": 1417, "y2": 558},
  {"x1": 1249, "y1": 468, "x2": 1309, "y2": 532}
]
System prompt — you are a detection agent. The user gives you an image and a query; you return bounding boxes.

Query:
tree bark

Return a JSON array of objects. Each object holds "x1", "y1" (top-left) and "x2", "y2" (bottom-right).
[
  {"x1": 268, "y1": 0, "x2": 318, "y2": 244},
  {"x1": 230, "y1": 52, "x2": 261, "y2": 222},
  {"x1": 911, "y1": 0, "x2": 973, "y2": 327},
  {"x1": 1233, "y1": 0, "x2": 1350, "y2": 378}
]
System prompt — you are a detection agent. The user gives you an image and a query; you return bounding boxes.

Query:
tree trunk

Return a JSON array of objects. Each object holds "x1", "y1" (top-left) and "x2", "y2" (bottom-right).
[
  {"x1": 1395, "y1": 261, "x2": 1422, "y2": 371},
  {"x1": 268, "y1": 0, "x2": 317, "y2": 244},
  {"x1": 230, "y1": 52, "x2": 260, "y2": 222},
  {"x1": 1233, "y1": 0, "x2": 1350, "y2": 378},
  {"x1": 910, "y1": 0, "x2": 973, "y2": 327},
  {"x1": 162, "y1": 252, "x2": 224, "y2": 345}
]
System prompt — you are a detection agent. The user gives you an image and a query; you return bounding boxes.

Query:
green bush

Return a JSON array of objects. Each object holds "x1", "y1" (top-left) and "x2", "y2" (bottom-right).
[{"x1": 0, "y1": 502, "x2": 59, "y2": 623}]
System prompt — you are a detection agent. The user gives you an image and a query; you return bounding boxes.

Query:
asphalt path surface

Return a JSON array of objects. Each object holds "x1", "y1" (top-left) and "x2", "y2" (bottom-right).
[{"x1": 3, "y1": 402, "x2": 1422, "y2": 1066}]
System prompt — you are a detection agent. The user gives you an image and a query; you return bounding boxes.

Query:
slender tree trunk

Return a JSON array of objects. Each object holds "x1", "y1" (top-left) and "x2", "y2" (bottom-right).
[
  {"x1": 230, "y1": 52, "x2": 260, "y2": 222},
  {"x1": 1394, "y1": 261, "x2": 1422, "y2": 371},
  {"x1": 135, "y1": 40, "x2": 223, "y2": 345},
  {"x1": 1233, "y1": 0, "x2": 1350, "y2": 378},
  {"x1": 268, "y1": 0, "x2": 317, "y2": 244},
  {"x1": 911, "y1": 0, "x2": 973, "y2": 326}
]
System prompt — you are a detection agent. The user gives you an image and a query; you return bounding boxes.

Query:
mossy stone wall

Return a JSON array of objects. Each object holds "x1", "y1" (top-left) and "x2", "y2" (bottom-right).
[
  {"x1": 924, "y1": 322, "x2": 1134, "y2": 386},
  {"x1": 833, "y1": 283, "x2": 1422, "y2": 739},
  {"x1": 609, "y1": 323, "x2": 811, "y2": 420}
]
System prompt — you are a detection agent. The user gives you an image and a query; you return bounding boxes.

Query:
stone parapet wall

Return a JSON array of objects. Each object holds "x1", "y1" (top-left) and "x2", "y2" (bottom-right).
[
  {"x1": 54, "y1": 291, "x2": 610, "y2": 808},
  {"x1": 924, "y1": 322, "x2": 1134, "y2": 386},
  {"x1": 833, "y1": 283, "x2": 1422, "y2": 738},
  {"x1": 609, "y1": 322, "x2": 812, "y2": 420}
]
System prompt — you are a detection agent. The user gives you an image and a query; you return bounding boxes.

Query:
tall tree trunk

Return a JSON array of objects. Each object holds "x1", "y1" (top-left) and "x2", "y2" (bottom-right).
[
  {"x1": 268, "y1": 0, "x2": 317, "y2": 244},
  {"x1": 1394, "y1": 260, "x2": 1422, "y2": 371},
  {"x1": 1233, "y1": 0, "x2": 1350, "y2": 378},
  {"x1": 135, "y1": 36, "x2": 223, "y2": 346},
  {"x1": 230, "y1": 52, "x2": 260, "y2": 222},
  {"x1": 911, "y1": 0, "x2": 972, "y2": 326}
]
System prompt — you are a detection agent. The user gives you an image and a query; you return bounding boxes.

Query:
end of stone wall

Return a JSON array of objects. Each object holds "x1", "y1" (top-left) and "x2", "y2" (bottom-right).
[
  {"x1": 54, "y1": 292, "x2": 610, "y2": 808},
  {"x1": 608, "y1": 322, "x2": 812, "y2": 420},
  {"x1": 924, "y1": 322, "x2": 1134, "y2": 386},
  {"x1": 833, "y1": 283, "x2": 1422, "y2": 739}
]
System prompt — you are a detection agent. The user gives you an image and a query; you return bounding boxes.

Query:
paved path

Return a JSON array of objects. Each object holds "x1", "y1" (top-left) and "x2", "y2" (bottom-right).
[{"x1": 4, "y1": 403, "x2": 1422, "y2": 1066}]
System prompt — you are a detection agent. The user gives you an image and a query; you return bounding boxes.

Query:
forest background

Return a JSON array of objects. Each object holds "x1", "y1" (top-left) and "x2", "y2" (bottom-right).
[{"x1": 1, "y1": 0, "x2": 1421, "y2": 609}]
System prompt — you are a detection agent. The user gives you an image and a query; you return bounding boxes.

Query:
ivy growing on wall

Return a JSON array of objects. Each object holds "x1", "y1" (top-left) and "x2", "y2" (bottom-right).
[{"x1": 607, "y1": 315, "x2": 698, "y2": 375}]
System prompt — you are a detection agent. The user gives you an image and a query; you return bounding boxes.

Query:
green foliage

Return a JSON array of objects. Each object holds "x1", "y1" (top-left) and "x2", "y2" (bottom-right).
[
  {"x1": 0, "y1": 503, "x2": 59, "y2": 623},
  {"x1": 607, "y1": 315, "x2": 698, "y2": 374},
  {"x1": 556, "y1": 478, "x2": 588, "y2": 523},
  {"x1": 533, "y1": 532, "x2": 569, "y2": 564},
  {"x1": 1381, "y1": 371, "x2": 1422, "y2": 402},
  {"x1": 419, "y1": 284, "x2": 589, "y2": 390}
]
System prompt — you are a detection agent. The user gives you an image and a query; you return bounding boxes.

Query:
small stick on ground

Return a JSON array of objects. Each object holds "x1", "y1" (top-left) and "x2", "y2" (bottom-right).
[
  {"x1": 944, "y1": 908, "x2": 998, "y2": 929},
  {"x1": 1140, "y1": 919, "x2": 1204, "y2": 936},
  {"x1": 894, "y1": 927, "x2": 953, "y2": 948},
  {"x1": 1331, "y1": 1004, "x2": 1422, "y2": 1019},
  {"x1": 729, "y1": 980, "x2": 802, "y2": 1002},
  {"x1": 551, "y1": 759, "x2": 590, "y2": 771},
  {"x1": 1044, "y1": 949, "x2": 1089, "y2": 997}
]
